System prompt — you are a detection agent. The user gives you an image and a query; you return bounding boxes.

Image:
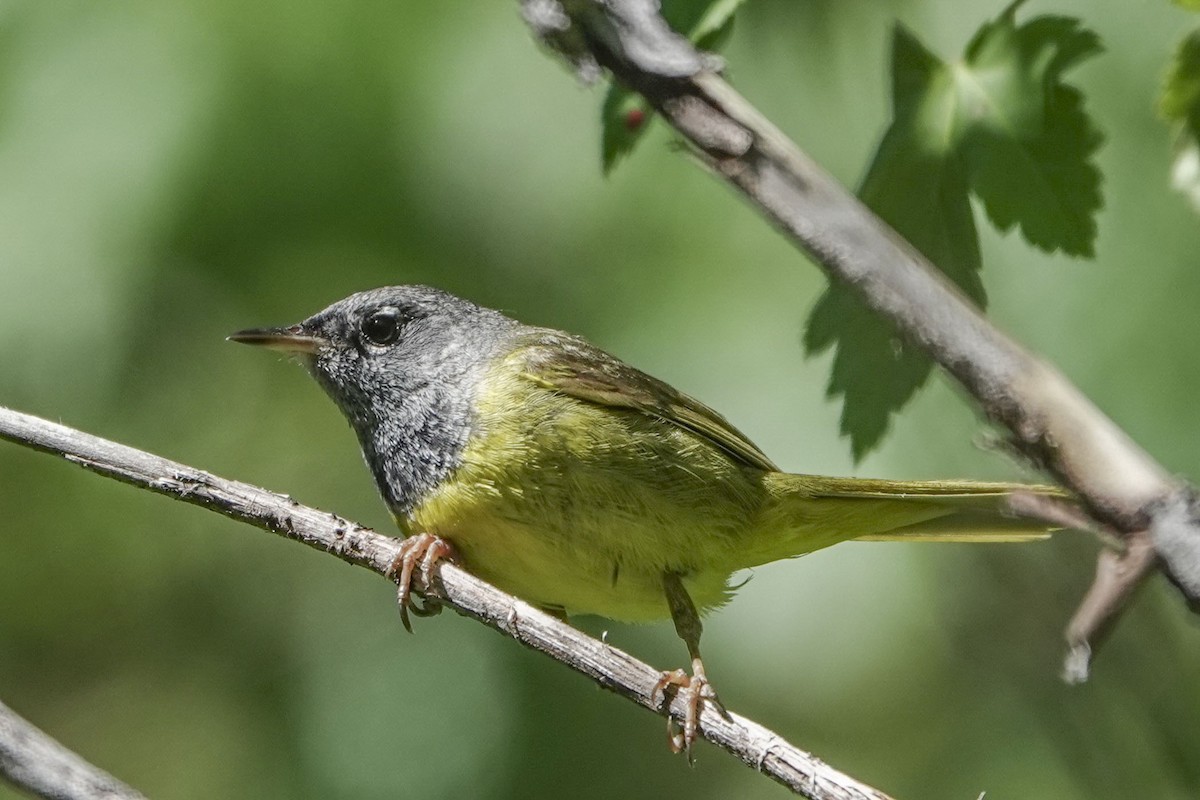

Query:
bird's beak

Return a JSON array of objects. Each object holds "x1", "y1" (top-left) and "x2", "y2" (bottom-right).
[{"x1": 227, "y1": 324, "x2": 326, "y2": 354}]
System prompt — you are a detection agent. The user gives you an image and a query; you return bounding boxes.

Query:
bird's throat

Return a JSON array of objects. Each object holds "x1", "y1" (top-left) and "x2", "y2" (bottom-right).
[{"x1": 349, "y1": 384, "x2": 474, "y2": 519}]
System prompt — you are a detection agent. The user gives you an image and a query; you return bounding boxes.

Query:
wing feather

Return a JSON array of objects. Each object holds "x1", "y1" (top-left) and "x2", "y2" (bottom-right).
[{"x1": 514, "y1": 330, "x2": 779, "y2": 472}]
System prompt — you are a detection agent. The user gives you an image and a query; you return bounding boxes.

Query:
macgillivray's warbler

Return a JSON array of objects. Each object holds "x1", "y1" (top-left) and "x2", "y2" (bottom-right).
[{"x1": 230, "y1": 285, "x2": 1063, "y2": 752}]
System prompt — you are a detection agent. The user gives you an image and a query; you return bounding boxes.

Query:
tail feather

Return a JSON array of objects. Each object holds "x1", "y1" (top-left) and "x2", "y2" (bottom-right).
[
  {"x1": 785, "y1": 474, "x2": 1066, "y2": 501},
  {"x1": 856, "y1": 510, "x2": 1053, "y2": 542},
  {"x1": 739, "y1": 472, "x2": 1068, "y2": 568}
]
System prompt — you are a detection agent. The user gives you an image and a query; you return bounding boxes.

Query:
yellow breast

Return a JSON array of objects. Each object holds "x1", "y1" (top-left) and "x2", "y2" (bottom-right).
[{"x1": 405, "y1": 356, "x2": 766, "y2": 621}]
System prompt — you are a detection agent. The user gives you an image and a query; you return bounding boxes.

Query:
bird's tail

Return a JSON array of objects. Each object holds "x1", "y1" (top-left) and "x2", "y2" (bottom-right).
[{"x1": 736, "y1": 473, "x2": 1067, "y2": 570}]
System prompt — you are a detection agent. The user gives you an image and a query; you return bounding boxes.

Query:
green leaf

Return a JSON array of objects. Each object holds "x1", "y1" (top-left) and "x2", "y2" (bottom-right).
[
  {"x1": 601, "y1": 85, "x2": 652, "y2": 174},
  {"x1": 960, "y1": 13, "x2": 1104, "y2": 256},
  {"x1": 1161, "y1": 30, "x2": 1200, "y2": 126},
  {"x1": 676, "y1": 0, "x2": 744, "y2": 47},
  {"x1": 805, "y1": 26, "x2": 982, "y2": 459},
  {"x1": 1174, "y1": 0, "x2": 1200, "y2": 12},
  {"x1": 599, "y1": 0, "x2": 747, "y2": 171},
  {"x1": 661, "y1": 0, "x2": 746, "y2": 44},
  {"x1": 805, "y1": 290, "x2": 936, "y2": 462},
  {"x1": 804, "y1": 10, "x2": 1103, "y2": 459},
  {"x1": 1162, "y1": 31, "x2": 1200, "y2": 210}
]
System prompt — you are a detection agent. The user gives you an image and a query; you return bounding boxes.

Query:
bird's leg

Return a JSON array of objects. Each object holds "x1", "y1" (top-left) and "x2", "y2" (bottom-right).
[
  {"x1": 385, "y1": 533, "x2": 456, "y2": 633},
  {"x1": 653, "y1": 572, "x2": 725, "y2": 758}
]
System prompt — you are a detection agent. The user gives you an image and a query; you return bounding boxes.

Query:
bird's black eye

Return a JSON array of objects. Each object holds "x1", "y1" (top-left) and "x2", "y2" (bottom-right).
[{"x1": 360, "y1": 307, "x2": 403, "y2": 346}]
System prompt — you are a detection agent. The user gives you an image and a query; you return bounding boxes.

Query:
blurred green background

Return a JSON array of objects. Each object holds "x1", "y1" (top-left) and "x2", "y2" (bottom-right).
[{"x1": 2, "y1": 1, "x2": 1199, "y2": 797}]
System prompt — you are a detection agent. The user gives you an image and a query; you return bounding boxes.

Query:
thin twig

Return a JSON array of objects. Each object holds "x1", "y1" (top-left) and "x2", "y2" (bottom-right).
[
  {"x1": 1063, "y1": 532, "x2": 1159, "y2": 684},
  {"x1": 0, "y1": 405, "x2": 894, "y2": 800},
  {"x1": 0, "y1": 697, "x2": 148, "y2": 800},
  {"x1": 1004, "y1": 491, "x2": 1125, "y2": 551},
  {"x1": 518, "y1": 0, "x2": 1200, "y2": 673}
]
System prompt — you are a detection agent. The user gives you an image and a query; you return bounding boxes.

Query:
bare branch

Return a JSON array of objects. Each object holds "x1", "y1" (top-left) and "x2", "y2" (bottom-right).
[
  {"x1": 0, "y1": 697, "x2": 147, "y2": 800},
  {"x1": 0, "y1": 405, "x2": 894, "y2": 800},
  {"x1": 519, "y1": 0, "x2": 1200, "y2": 668}
]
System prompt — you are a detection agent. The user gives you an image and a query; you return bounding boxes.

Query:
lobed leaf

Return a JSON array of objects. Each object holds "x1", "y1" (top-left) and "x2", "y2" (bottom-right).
[{"x1": 805, "y1": 9, "x2": 1102, "y2": 458}]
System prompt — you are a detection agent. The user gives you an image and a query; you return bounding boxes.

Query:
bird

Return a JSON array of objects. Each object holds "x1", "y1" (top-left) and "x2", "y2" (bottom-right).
[{"x1": 229, "y1": 284, "x2": 1062, "y2": 753}]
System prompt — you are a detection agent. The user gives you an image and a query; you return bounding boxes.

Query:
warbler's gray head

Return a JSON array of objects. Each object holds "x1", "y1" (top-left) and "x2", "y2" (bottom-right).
[{"x1": 230, "y1": 285, "x2": 520, "y2": 516}]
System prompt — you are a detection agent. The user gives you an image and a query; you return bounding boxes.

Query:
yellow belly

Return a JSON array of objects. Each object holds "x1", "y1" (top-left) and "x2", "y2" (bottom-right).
[{"x1": 403, "y1": 370, "x2": 767, "y2": 621}]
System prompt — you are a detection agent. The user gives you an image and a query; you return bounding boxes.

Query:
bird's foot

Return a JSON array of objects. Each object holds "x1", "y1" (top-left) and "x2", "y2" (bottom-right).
[
  {"x1": 385, "y1": 533, "x2": 456, "y2": 633},
  {"x1": 653, "y1": 657, "x2": 725, "y2": 759}
]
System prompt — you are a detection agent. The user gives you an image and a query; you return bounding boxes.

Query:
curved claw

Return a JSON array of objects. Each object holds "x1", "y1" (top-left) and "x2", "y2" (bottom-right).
[
  {"x1": 384, "y1": 533, "x2": 455, "y2": 633},
  {"x1": 653, "y1": 658, "x2": 723, "y2": 761},
  {"x1": 407, "y1": 594, "x2": 444, "y2": 618}
]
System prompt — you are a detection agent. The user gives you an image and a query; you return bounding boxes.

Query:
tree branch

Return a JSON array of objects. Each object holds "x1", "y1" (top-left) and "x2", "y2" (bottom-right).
[
  {"x1": 0, "y1": 697, "x2": 148, "y2": 800},
  {"x1": 0, "y1": 405, "x2": 893, "y2": 800},
  {"x1": 519, "y1": 0, "x2": 1200, "y2": 677}
]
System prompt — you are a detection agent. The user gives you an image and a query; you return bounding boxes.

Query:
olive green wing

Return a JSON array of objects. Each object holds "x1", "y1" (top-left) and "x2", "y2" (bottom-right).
[{"x1": 514, "y1": 330, "x2": 779, "y2": 472}]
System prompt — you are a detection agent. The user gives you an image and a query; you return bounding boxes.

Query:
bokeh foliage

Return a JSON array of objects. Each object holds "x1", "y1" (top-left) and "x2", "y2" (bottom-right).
[{"x1": 2, "y1": 1, "x2": 1200, "y2": 798}]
